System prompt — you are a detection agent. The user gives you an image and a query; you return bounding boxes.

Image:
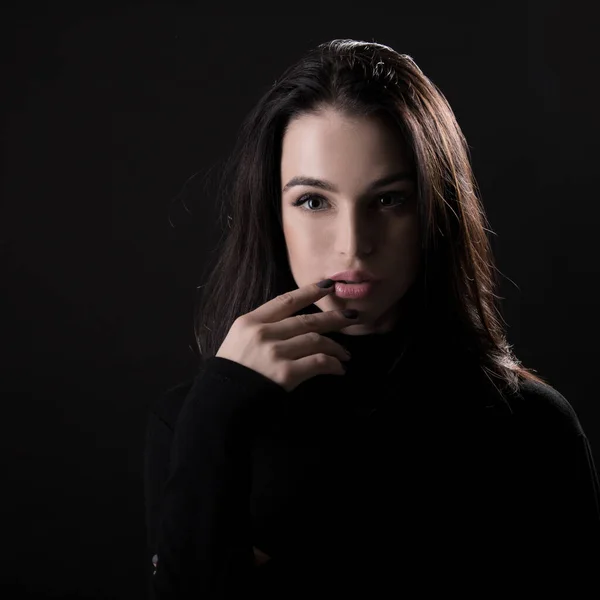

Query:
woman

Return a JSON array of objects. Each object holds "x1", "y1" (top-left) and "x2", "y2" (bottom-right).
[{"x1": 143, "y1": 39, "x2": 600, "y2": 597}]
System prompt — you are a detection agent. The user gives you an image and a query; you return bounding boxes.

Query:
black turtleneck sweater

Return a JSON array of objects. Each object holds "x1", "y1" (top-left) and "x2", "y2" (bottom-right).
[{"x1": 143, "y1": 311, "x2": 600, "y2": 598}]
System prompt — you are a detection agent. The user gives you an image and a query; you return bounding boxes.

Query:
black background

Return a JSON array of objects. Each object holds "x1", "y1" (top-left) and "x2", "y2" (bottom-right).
[{"x1": 2, "y1": 2, "x2": 598, "y2": 598}]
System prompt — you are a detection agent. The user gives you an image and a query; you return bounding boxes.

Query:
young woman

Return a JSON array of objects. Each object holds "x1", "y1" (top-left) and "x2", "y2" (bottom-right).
[{"x1": 144, "y1": 39, "x2": 600, "y2": 597}]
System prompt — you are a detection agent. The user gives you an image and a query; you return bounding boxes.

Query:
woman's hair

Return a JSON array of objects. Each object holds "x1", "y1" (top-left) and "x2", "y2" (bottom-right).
[{"x1": 192, "y1": 38, "x2": 546, "y2": 395}]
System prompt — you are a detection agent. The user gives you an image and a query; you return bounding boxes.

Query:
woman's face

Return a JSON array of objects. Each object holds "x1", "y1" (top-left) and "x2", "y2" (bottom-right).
[{"x1": 280, "y1": 107, "x2": 421, "y2": 335}]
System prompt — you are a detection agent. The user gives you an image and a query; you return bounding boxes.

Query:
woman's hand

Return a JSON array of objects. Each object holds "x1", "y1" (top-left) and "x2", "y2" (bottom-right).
[{"x1": 216, "y1": 279, "x2": 359, "y2": 392}]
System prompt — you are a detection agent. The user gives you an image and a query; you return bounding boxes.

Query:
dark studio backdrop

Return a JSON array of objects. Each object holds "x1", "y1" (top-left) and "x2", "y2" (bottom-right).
[{"x1": 1, "y1": 2, "x2": 598, "y2": 598}]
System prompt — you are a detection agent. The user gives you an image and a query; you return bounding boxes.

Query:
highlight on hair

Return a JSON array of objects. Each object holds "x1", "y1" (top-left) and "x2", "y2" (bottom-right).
[{"x1": 192, "y1": 38, "x2": 546, "y2": 395}]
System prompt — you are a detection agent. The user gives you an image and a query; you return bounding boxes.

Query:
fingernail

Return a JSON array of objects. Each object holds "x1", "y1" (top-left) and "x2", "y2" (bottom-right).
[
  {"x1": 342, "y1": 309, "x2": 359, "y2": 319},
  {"x1": 317, "y1": 278, "x2": 335, "y2": 288}
]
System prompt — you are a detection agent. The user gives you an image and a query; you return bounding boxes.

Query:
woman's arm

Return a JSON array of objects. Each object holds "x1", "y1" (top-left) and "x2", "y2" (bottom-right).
[
  {"x1": 514, "y1": 381, "x2": 600, "y2": 581},
  {"x1": 144, "y1": 358, "x2": 284, "y2": 599}
]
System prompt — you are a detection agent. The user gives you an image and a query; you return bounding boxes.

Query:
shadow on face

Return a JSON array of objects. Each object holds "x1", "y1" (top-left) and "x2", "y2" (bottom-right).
[{"x1": 280, "y1": 107, "x2": 421, "y2": 335}]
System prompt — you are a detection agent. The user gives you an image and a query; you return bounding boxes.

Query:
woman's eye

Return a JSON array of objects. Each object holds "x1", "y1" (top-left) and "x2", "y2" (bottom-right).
[
  {"x1": 378, "y1": 192, "x2": 410, "y2": 207},
  {"x1": 292, "y1": 191, "x2": 411, "y2": 212},
  {"x1": 307, "y1": 196, "x2": 327, "y2": 210}
]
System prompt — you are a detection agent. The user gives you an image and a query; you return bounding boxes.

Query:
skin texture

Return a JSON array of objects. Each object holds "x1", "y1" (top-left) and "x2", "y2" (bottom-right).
[{"x1": 280, "y1": 106, "x2": 421, "y2": 335}]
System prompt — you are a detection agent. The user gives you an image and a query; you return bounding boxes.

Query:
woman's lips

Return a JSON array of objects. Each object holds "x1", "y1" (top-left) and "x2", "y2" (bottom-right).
[{"x1": 334, "y1": 281, "x2": 378, "y2": 299}]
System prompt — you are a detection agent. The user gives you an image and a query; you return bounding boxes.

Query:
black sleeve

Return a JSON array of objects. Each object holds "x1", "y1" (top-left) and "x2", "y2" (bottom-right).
[
  {"x1": 553, "y1": 430, "x2": 600, "y2": 534},
  {"x1": 539, "y1": 431, "x2": 600, "y2": 585},
  {"x1": 144, "y1": 357, "x2": 285, "y2": 599},
  {"x1": 560, "y1": 432, "x2": 600, "y2": 558},
  {"x1": 515, "y1": 382, "x2": 600, "y2": 581}
]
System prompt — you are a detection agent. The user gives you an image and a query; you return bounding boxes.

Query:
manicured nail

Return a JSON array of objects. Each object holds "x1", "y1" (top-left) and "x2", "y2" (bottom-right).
[
  {"x1": 317, "y1": 278, "x2": 335, "y2": 288},
  {"x1": 342, "y1": 309, "x2": 359, "y2": 319}
]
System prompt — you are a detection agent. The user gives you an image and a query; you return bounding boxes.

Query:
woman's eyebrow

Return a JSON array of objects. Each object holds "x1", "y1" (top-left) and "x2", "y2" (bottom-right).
[{"x1": 281, "y1": 171, "x2": 414, "y2": 194}]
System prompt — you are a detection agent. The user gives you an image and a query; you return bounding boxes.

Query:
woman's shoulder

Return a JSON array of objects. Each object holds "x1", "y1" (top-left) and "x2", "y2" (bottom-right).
[{"x1": 507, "y1": 376, "x2": 586, "y2": 438}]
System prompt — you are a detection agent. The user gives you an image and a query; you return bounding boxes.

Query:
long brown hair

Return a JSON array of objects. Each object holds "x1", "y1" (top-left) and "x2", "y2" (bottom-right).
[{"x1": 192, "y1": 38, "x2": 545, "y2": 395}]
